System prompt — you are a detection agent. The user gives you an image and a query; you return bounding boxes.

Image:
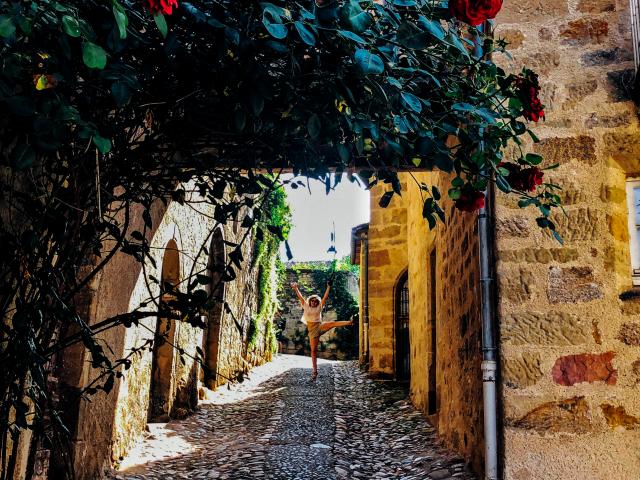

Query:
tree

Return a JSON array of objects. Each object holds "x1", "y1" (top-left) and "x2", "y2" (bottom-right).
[{"x1": 0, "y1": 1, "x2": 561, "y2": 477}]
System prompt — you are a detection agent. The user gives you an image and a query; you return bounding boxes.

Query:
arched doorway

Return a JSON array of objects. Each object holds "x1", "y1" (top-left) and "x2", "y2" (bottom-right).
[
  {"x1": 395, "y1": 271, "x2": 410, "y2": 381},
  {"x1": 202, "y1": 229, "x2": 225, "y2": 389},
  {"x1": 148, "y1": 239, "x2": 180, "y2": 422}
]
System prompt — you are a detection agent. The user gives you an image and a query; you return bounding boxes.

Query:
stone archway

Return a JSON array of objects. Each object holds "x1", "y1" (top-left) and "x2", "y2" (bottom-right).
[
  {"x1": 395, "y1": 270, "x2": 410, "y2": 382},
  {"x1": 202, "y1": 229, "x2": 226, "y2": 390},
  {"x1": 148, "y1": 239, "x2": 181, "y2": 422}
]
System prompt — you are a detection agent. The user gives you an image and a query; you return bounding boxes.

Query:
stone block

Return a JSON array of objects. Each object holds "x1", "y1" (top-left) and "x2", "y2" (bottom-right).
[
  {"x1": 498, "y1": 29, "x2": 525, "y2": 49},
  {"x1": 581, "y1": 48, "x2": 633, "y2": 67},
  {"x1": 609, "y1": 213, "x2": 630, "y2": 242},
  {"x1": 511, "y1": 396, "x2": 591, "y2": 433},
  {"x1": 496, "y1": 0, "x2": 569, "y2": 24},
  {"x1": 498, "y1": 248, "x2": 579, "y2": 264},
  {"x1": 606, "y1": 69, "x2": 635, "y2": 103},
  {"x1": 503, "y1": 352, "x2": 543, "y2": 388},
  {"x1": 617, "y1": 323, "x2": 640, "y2": 346},
  {"x1": 548, "y1": 266, "x2": 603, "y2": 304},
  {"x1": 502, "y1": 311, "x2": 590, "y2": 346},
  {"x1": 524, "y1": 52, "x2": 561, "y2": 76},
  {"x1": 552, "y1": 208, "x2": 604, "y2": 243},
  {"x1": 585, "y1": 112, "x2": 632, "y2": 129},
  {"x1": 600, "y1": 404, "x2": 640, "y2": 429},
  {"x1": 551, "y1": 352, "x2": 617, "y2": 386},
  {"x1": 577, "y1": 0, "x2": 615, "y2": 13},
  {"x1": 563, "y1": 79, "x2": 598, "y2": 108},
  {"x1": 560, "y1": 19, "x2": 608, "y2": 45},
  {"x1": 368, "y1": 249, "x2": 391, "y2": 267},
  {"x1": 533, "y1": 136, "x2": 596, "y2": 166},
  {"x1": 500, "y1": 268, "x2": 535, "y2": 303},
  {"x1": 496, "y1": 216, "x2": 530, "y2": 238},
  {"x1": 600, "y1": 184, "x2": 627, "y2": 203},
  {"x1": 632, "y1": 359, "x2": 640, "y2": 382},
  {"x1": 603, "y1": 132, "x2": 640, "y2": 173}
]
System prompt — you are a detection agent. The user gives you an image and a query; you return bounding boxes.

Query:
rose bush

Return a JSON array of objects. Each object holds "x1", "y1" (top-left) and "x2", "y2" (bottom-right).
[
  {"x1": 147, "y1": 0, "x2": 178, "y2": 15},
  {"x1": 499, "y1": 162, "x2": 545, "y2": 192},
  {"x1": 449, "y1": 0, "x2": 503, "y2": 26}
]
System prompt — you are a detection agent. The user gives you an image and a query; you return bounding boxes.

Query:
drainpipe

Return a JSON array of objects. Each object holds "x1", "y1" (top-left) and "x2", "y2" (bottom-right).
[
  {"x1": 361, "y1": 232, "x2": 370, "y2": 366},
  {"x1": 478, "y1": 188, "x2": 498, "y2": 480}
]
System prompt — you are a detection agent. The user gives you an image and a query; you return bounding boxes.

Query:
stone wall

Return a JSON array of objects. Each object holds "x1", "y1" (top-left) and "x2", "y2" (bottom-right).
[
  {"x1": 495, "y1": 1, "x2": 640, "y2": 478},
  {"x1": 404, "y1": 172, "x2": 484, "y2": 474},
  {"x1": 278, "y1": 266, "x2": 359, "y2": 360},
  {"x1": 56, "y1": 185, "x2": 268, "y2": 479},
  {"x1": 363, "y1": 172, "x2": 484, "y2": 473},
  {"x1": 366, "y1": 181, "x2": 410, "y2": 376}
]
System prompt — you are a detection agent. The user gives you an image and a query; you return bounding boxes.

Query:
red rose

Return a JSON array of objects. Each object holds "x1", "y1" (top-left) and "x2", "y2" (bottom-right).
[
  {"x1": 499, "y1": 162, "x2": 544, "y2": 192},
  {"x1": 455, "y1": 188, "x2": 485, "y2": 212},
  {"x1": 147, "y1": 0, "x2": 178, "y2": 15},
  {"x1": 514, "y1": 70, "x2": 545, "y2": 122},
  {"x1": 449, "y1": 0, "x2": 503, "y2": 26}
]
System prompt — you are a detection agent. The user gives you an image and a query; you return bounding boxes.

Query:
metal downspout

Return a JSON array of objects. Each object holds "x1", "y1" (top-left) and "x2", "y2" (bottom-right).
[
  {"x1": 479, "y1": 189, "x2": 498, "y2": 480},
  {"x1": 362, "y1": 233, "x2": 370, "y2": 366}
]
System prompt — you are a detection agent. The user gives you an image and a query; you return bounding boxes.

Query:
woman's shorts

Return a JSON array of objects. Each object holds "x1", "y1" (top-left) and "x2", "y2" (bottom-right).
[{"x1": 307, "y1": 321, "x2": 322, "y2": 339}]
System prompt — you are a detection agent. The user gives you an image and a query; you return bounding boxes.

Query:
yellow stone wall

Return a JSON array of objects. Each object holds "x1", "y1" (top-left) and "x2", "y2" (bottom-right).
[
  {"x1": 366, "y1": 180, "x2": 409, "y2": 375},
  {"x1": 496, "y1": 0, "x2": 640, "y2": 478},
  {"x1": 365, "y1": 172, "x2": 485, "y2": 472},
  {"x1": 62, "y1": 185, "x2": 268, "y2": 479}
]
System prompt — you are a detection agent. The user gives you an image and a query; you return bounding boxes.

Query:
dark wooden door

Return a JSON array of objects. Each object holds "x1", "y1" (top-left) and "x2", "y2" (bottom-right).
[{"x1": 396, "y1": 273, "x2": 410, "y2": 381}]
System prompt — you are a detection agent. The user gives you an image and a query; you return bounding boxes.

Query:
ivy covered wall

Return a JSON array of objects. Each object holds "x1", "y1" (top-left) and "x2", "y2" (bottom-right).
[{"x1": 277, "y1": 259, "x2": 359, "y2": 360}]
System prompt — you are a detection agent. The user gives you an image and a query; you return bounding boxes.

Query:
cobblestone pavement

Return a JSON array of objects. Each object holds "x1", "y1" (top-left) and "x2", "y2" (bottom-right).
[{"x1": 111, "y1": 355, "x2": 476, "y2": 480}]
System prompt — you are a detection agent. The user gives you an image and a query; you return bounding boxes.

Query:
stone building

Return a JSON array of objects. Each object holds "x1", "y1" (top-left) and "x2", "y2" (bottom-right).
[
  {"x1": 352, "y1": 1, "x2": 640, "y2": 478},
  {"x1": 13, "y1": 187, "x2": 279, "y2": 480},
  {"x1": 277, "y1": 263, "x2": 359, "y2": 360}
]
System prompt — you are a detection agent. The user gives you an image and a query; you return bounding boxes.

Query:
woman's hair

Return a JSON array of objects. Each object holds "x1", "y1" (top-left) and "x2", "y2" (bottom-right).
[{"x1": 307, "y1": 294, "x2": 321, "y2": 305}]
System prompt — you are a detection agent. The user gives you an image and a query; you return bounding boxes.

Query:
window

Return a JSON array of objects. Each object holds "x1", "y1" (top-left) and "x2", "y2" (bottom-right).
[{"x1": 627, "y1": 178, "x2": 640, "y2": 286}]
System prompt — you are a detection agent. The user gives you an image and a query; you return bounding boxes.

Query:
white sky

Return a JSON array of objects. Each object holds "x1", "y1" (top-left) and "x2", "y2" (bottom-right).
[{"x1": 280, "y1": 174, "x2": 370, "y2": 262}]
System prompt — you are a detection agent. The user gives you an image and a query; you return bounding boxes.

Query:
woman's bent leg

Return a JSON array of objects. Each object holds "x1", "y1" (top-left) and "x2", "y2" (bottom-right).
[
  {"x1": 310, "y1": 336, "x2": 319, "y2": 379},
  {"x1": 320, "y1": 319, "x2": 354, "y2": 334}
]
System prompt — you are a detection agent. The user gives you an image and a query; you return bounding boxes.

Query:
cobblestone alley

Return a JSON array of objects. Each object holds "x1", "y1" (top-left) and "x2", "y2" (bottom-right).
[{"x1": 110, "y1": 355, "x2": 475, "y2": 480}]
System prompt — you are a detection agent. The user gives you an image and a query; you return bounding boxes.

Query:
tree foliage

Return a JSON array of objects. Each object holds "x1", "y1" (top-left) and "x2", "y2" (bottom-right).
[{"x1": 0, "y1": 1, "x2": 561, "y2": 478}]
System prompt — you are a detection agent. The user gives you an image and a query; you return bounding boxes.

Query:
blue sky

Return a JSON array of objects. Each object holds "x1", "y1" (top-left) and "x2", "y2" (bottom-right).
[{"x1": 280, "y1": 174, "x2": 370, "y2": 262}]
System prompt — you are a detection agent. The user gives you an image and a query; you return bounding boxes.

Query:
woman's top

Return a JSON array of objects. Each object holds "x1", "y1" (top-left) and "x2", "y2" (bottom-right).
[{"x1": 301, "y1": 297, "x2": 323, "y2": 324}]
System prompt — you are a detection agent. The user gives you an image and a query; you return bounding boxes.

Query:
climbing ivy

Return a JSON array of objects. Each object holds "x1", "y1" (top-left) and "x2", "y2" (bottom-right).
[
  {"x1": 248, "y1": 186, "x2": 292, "y2": 355},
  {"x1": 290, "y1": 259, "x2": 360, "y2": 358}
]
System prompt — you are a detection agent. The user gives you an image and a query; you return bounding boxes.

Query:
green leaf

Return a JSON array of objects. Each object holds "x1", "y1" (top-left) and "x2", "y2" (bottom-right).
[
  {"x1": 343, "y1": 0, "x2": 372, "y2": 33},
  {"x1": 524, "y1": 153, "x2": 543, "y2": 165},
  {"x1": 401, "y1": 92, "x2": 422, "y2": 113},
  {"x1": 62, "y1": 15, "x2": 80, "y2": 37},
  {"x1": 111, "y1": 82, "x2": 131, "y2": 106},
  {"x1": 262, "y1": 7, "x2": 287, "y2": 39},
  {"x1": 354, "y1": 49, "x2": 384, "y2": 75},
  {"x1": 11, "y1": 144, "x2": 35, "y2": 170},
  {"x1": 112, "y1": 4, "x2": 128, "y2": 40},
  {"x1": 496, "y1": 175, "x2": 511, "y2": 193},
  {"x1": 0, "y1": 15, "x2": 15, "y2": 38},
  {"x1": 397, "y1": 21, "x2": 430, "y2": 49},
  {"x1": 93, "y1": 134, "x2": 111, "y2": 154},
  {"x1": 294, "y1": 21, "x2": 315, "y2": 46},
  {"x1": 418, "y1": 16, "x2": 446, "y2": 41},
  {"x1": 431, "y1": 186, "x2": 441, "y2": 201},
  {"x1": 379, "y1": 191, "x2": 394, "y2": 208},
  {"x1": 307, "y1": 114, "x2": 321, "y2": 139},
  {"x1": 338, "y1": 29, "x2": 366, "y2": 44},
  {"x1": 82, "y1": 42, "x2": 107, "y2": 69},
  {"x1": 154, "y1": 13, "x2": 168, "y2": 38}
]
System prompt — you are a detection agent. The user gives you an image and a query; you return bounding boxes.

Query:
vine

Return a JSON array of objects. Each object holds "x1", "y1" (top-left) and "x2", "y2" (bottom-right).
[{"x1": 248, "y1": 185, "x2": 292, "y2": 355}]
